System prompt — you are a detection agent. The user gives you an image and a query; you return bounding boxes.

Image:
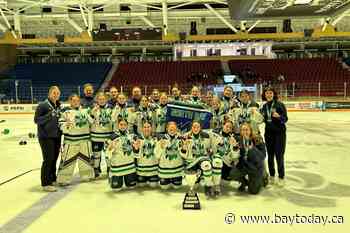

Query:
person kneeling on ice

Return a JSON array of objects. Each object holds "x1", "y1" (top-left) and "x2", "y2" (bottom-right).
[
  {"x1": 57, "y1": 94, "x2": 95, "y2": 185},
  {"x1": 181, "y1": 121, "x2": 217, "y2": 198},
  {"x1": 228, "y1": 123, "x2": 266, "y2": 194},
  {"x1": 106, "y1": 118, "x2": 137, "y2": 191},
  {"x1": 132, "y1": 121, "x2": 159, "y2": 188},
  {"x1": 155, "y1": 122, "x2": 185, "y2": 190}
]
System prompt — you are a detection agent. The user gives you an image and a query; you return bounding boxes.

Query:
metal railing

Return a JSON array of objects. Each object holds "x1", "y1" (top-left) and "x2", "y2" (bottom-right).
[
  {"x1": 1, "y1": 81, "x2": 349, "y2": 104},
  {"x1": 270, "y1": 82, "x2": 349, "y2": 101}
]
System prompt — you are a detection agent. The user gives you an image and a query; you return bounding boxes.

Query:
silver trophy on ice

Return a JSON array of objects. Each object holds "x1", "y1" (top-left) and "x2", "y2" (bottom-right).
[{"x1": 183, "y1": 169, "x2": 201, "y2": 210}]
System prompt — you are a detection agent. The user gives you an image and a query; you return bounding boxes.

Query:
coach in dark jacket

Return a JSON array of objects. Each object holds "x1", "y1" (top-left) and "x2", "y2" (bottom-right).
[
  {"x1": 34, "y1": 86, "x2": 62, "y2": 192},
  {"x1": 260, "y1": 87, "x2": 288, "y2": 187}
]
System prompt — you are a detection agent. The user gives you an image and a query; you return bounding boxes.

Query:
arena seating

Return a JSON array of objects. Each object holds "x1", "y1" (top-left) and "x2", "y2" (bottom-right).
[
  {"x1": 228, "y1": 58, "x2": 350, "y2": 96},
  {"x1": 2, "y1": 63, "x2": 112, "y2": 102},
  {"x1": 108, "y1": 60, "x2": 222, "y2": 93}
]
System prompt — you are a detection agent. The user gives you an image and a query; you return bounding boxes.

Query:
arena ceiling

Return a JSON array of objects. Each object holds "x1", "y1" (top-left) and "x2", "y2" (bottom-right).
[{"x1": 0, "y1": 0, "x2": 349, "y2": 39}]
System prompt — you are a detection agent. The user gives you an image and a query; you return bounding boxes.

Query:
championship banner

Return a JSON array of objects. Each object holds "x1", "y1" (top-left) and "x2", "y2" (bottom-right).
[{"x1": 166, "y1": 102, "x2": 212, "y2": 132}]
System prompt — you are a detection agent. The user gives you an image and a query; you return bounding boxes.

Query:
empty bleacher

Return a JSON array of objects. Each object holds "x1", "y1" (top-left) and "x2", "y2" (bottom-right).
[
  {"x1": 228, "y1": 58, "x2": 350, "y2": 96},
  {"x1": 108, "y1": 60, "x2": 222, "y2": 93},
  {"x1": 2, "y1": 63, "x2": 112, "y2": 102}
]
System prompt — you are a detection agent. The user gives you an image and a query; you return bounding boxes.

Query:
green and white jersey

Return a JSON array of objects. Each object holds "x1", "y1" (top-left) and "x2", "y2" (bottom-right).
[
  {"x1": 153, "y1": 105, "x2": 167, "y2": 134},
  {"x1": 155, "y1": 134, "x2": 185, "y2": 179},
  {"x1": 210, "y1": 106, "x2": 228, "y2": 131},
  {"x1": 134, "y1": 107, "x2": 154, "y2": 136},
  {"x1": 211, "y1": 131, "x2": 240, "y2": 167},
  {"x1": 182, "y1": 131, "x2": 212, "y2": 169},
  {"x1": 229, "y1": 101, "x2": 263, "y2": 135},
  {"x1": 111, "y1": 104, "x2": 135, "y2": 132},
  {"x1": 221, "y1": 97, "x2": 237, "y2": 114},
  {"x1": 90, "y1": 105, "x2": 114, "y2": 142},
  {"x1": 107, "y1": 131, "x2": 136, "y2": 177},
  {"x1": 59, "y1": 107, "x2": 92, "y2": 144},
  {"x1": 187, "y1": 97, "x2": 207, "y2": 108},
  {"x1": 134, "y1": 135, "x2": 158, "y2": 177}
]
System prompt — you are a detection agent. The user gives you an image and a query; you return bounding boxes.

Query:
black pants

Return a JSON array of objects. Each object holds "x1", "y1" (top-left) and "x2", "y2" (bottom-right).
[
  {"x1": 39, "y1": 138, "x2": 61, "y2": 187},
  {"x1": 229, "y1": 166, "x2": 263, "y2": 195},
  {"x1": 221, "y1": 163, "x2": 233, "y2": 181},
  {"x1": 264, "y1": 131, "x2": 286, "y2": 179},
  {"x1": 110, "y1": 173, "x2": 137, "y2": 189},
  {"x1": 137, "y1": 175, "x2": 159, "y2": 183},
  {"x1": 92, "y1": 141, "x2": 104, "y2": 172},
  {"x1": 160, "y1": 177, "x2": 182, "y2": 187}
]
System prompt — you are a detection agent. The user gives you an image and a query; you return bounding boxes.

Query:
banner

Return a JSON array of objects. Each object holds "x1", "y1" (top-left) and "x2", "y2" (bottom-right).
[
  {"x1": 213, "y1": 84, "x2": 257, "y2": 93},
  {"x1": 323, "y1": 101, "x2": 350, "y2": 110},
  {"x1": 166, "y1": 102, "x2": 212, "y2": 132},
  {"x1": 284, "y1": 101, "x2": 323, "y2": 111},
  {"x1": 0, "y1": 104, "x2": 37, "y2": 113}
]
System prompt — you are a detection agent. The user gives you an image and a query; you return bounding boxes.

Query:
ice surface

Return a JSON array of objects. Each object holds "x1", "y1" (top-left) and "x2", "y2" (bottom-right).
[{"x1": 0, "y1": 112, "x2": 349, "y2": 233}]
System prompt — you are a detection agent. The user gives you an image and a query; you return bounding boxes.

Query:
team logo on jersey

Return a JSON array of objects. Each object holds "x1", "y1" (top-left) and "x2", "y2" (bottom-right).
[
  {"x1": 140, "y1": 111, "x2": 152, "y2": 124},
  {"x1": 75, "y1": 112, "x2": 89, "y2": 128},
  {"x1": 192, "y1": 140, "x2": 205, "y2": 158},
  {"x1": 117, "y1": 109, "x2": 128, "y2": 122},
  {"x1": 218, "y1": 137, "x2": 231, "y2": 157},
  {"x1": 143, "y1": 141, "x2": 155, "y2": 159},
  {"x1": 166, "y1": 140, "x2": 179, "y2": 161},
  {"x1": 238, "y1": 110, "x2": 251, "y2": 124},
  {"x1": 122, "y1": 138, "x2": 133, "y2": 156},
  {"x1": 158, "y1": 108, "x2": 167, "y2": 124},
  {"x1": 99, "y1": 109, "x2": 112, "y2": 126}
]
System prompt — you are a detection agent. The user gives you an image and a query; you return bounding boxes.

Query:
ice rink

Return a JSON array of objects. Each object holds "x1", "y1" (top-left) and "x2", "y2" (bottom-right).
[{"x1": 0, "y1": 112, "x2": 349, "y2": 233}]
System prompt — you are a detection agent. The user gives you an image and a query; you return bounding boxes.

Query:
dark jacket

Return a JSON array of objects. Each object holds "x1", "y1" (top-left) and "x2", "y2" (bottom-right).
[
  {"x1": 260, "y1": 100, "x2": 288, "y2": 133},
  {"x1": 237, "y1": 138, "x2": 266, "y2": 174},
  {"x1": 108, "y1": 98, "x2": 118, "y2": 108},
  {"x1": 34, "y1": 99, "x2": 62, "y2": 139},
  {"x1": 127, "y1": 98, "x2": 141, "y2": 111},
  {"x1": 81, "y1": 96, "x2": 94, "y2": 109}
]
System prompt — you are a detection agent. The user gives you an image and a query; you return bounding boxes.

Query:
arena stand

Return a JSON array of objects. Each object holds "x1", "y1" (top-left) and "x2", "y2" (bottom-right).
[
  {"x1": 229, "y1": 58, "x2": 350, "y2": 97},
  {"x1": 1, "y1": 63, "x2": 112, "y2": 102},
  {"x1": 107, "y1": 60, "x2": 223, "y2": 94}
]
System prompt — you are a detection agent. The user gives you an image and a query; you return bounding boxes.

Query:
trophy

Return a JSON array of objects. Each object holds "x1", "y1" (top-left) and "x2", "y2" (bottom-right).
[{"x1": 183, "y1": 170, "x2": 201, "y2": 210}]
